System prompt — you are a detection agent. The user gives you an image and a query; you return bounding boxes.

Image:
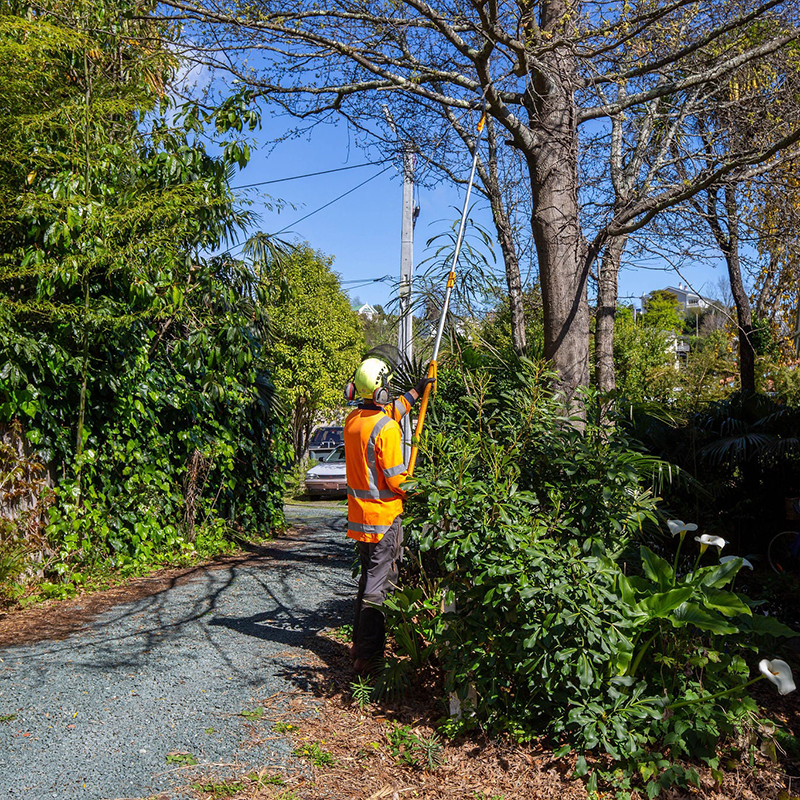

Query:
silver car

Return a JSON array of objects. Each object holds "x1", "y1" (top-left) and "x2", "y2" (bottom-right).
[
  {"x1": 307, "y1": 425, "x2": 344, "y2": 462},
  {"x1": 304, "y1": 445, "x2": 347, "y2": 499}
]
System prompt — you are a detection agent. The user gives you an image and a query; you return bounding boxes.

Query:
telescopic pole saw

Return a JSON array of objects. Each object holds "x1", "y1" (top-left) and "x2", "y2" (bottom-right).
[{"x1": 407, "y1": 112, "x2": 486, "y2": 476}]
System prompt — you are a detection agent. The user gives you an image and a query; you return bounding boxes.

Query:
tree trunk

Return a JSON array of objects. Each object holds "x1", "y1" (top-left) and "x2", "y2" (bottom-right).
[
  {"x1": 595, "y1": 235, "x2": 627, "y2": 392},
  {"x1": 293, "y1": 395, "x2": 312, "y2": 461},
  {"x1": 528, "y1": 23, "x2": 589, "y2": 406},
  {"x1": 484, "y1": 119, "x2": 527, "y2": 355},
  {"x1": 723, "y1": 187, "x2": 755, "y2": 393},
  {"x1": 492, "y1": 201, "x2": 527, "y2": 355},
  {"x1": 703, "y1": 183, "x2": 755, "y2": 393}
]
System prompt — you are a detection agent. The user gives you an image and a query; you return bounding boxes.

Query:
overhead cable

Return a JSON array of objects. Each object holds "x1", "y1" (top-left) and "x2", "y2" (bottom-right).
[
  {"x1": 231, "y1": 160, "x2": 390, "y2": 190},
  {"x1": 222, "y1": 165, "x2": 393, "y2": 256},
  {"x1": 272, "y1": 166, "x2": 393, "y2": 235},
  {"x1": 340, "y1": 275, "x2": 393, "y2": 285}
]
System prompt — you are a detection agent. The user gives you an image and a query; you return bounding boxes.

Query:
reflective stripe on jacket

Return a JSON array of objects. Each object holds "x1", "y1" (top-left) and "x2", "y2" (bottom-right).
[{"x1": 344, "y1": 394, "x2": 413, "y2": 543}]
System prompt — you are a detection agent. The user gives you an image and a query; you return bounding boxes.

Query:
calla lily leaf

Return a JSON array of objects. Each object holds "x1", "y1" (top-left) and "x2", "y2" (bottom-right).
[
  {"x1": 616, "y1": 572, "x2": 637, "y2": 608},
  {"x1": 739, "y1": 615, "x2": 797, "y2": 639},
  {"x1": 670, "y1": 602, "x2": 738, "y2": 634},
  {"x1": 639, "y1": 586, "x2": 693, "y2": 618},
  {"x1": 690, "y1": 559, "x2": 741, "y2": 589},
  {"x1": 640, "y1": 545, "x2": 674, "y2": 591},
  {"x1": 701, "y1": 588, "x2": 752, "y2": 617}
]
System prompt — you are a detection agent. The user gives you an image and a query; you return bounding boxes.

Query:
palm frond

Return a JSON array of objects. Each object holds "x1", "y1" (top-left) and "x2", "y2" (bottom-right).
[{"x1": 699, "y1": 433, "x2": 776, "y2": 464}]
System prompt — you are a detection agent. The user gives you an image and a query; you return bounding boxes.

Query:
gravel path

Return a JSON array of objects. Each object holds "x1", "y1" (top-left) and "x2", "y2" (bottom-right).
[{"x1": 0, "y1": 502, "x2": 353, "y2": 800}]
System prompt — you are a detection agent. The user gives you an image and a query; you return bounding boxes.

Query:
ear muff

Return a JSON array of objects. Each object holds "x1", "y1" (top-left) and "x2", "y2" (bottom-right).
[
  {"x1": 373, "y1": 384, "x2": 390, "y2": 405},
  {"x1": 344, "y1": 366, "x2": 359, "y2": 402},
  {"x1": 372, "y1": 370, "x2": 390, "y2": 405}
]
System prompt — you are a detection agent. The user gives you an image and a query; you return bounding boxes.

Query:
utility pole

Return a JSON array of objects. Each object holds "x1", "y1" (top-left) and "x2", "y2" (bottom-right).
[
  {"x1": 384, "y1": 104, "x2": 418, "y2": 462},
  {"x1": 398, "y1": 144, "x2": 416, "y2": 462}
]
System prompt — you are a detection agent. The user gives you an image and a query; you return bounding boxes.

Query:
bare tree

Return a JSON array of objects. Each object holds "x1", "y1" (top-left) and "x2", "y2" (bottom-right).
[
  {"x1": 418, "y1": 105, "x2": 531, "y2": 354},
  {"x1": 697, "y1": 182, "x2": 756, "y2": 390},
  {"x1": 592, "y1": 84, "x2": 696, "y2": 392},
  {"x1": 163, "y1": 0, "x2": 800, "y2": 404},
  {"x1": 752, "y1": 161, "x2": 800, "y2": 327},
  {"x1": 675, "y1": 32, "x2": 800, "y2": 392}
]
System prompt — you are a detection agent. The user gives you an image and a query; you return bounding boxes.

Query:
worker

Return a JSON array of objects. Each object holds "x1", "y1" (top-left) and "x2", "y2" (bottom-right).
[{"x1": 343, "y1": 356, "x2": 433, "y2": 676}]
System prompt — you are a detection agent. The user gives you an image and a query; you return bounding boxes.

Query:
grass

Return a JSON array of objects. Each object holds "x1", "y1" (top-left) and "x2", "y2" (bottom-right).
[
  {"x1": 293, "y1": 741, "x2": 336, "y2": 767},
  {"x1": 190, "y1": 781, "x2": 242, "y2": 797},
  {"x1": 248, "y1": 771, "x2": 285, "y2": 786},
  {"x1": 165, "y1": 751, "x2": 198, "y2": 766},
  {"x1": 239, "y1": 707, "x2": 264, "y2": 721}
]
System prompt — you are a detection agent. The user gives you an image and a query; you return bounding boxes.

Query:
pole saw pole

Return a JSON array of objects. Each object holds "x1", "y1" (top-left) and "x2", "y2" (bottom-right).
[{"x1": 408, "y1": 112, "x2": 486, "y2": 476}]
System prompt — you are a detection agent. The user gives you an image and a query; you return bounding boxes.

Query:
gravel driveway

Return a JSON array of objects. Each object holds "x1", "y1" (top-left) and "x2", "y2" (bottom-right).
[{"x1": 0, "y1": 502, "x2": 353, "y2": 800}]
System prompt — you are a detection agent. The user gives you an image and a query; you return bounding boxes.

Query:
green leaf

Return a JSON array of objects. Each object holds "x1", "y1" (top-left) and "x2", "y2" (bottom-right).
[
  {"x1": 638, "y1": 586, "x2": 693, "y2": 618},
  {"x1": 690, "y1": 558, "x2": 740, "y2": 589},
  {"x1": 701, "y1": 589, "x2": 752, "y2": 618},
  {"x1": 578, "y1": 653, "x2": 594, "y2": 688},
  {"x1": 640, "y1": 546, "x2": 674, "y2": 591},
  {"x1": 669, "y1": 602, "x2": 738, "y2": 634},
  {"x1": 739, "y1": 614, "x2": 797, "y2": 638},
  {"x1": 617, "y1": 571, "x2": 637, "y2": 607}
]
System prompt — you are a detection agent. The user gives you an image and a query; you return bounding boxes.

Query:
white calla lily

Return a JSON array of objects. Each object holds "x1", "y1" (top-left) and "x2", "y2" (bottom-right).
[
  {"x1": 667, "y1": 519, "x2": 698, "y2": 538},
  {"x1": 720, "y1": 555, "x2": 754, "y2": 570},
  {"x1": 759, "y1": 659, "x2": 796, "y2": 695},
  {"x1": 695, "y1": 534, "x2": 727, "y2": 553}
]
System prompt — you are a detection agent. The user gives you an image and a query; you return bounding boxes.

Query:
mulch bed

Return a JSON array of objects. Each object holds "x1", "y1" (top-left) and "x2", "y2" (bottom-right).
[{"x1": 183, "y1": 631, "x2": 800, "y2": 800}]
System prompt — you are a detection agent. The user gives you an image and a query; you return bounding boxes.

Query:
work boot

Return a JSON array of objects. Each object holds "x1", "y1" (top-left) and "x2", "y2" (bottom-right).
[
  {"x1": 353, "y1": 655, "x2": 383, "y2": 678},
  {"x1": 353, "y1": 606, "x2": 385, "y2": 675}
]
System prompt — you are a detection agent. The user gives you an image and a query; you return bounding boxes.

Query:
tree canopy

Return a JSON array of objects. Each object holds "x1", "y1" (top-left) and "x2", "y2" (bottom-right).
[
  {"x1": 0, "y1": 0, "x2": 288, "y2": 586},
  {"x1": 165, "y1": 0, "x2": 800, "y2": 406},
  {"x1": 263, "y1": 244, "x2": 364, "y2": 459}
]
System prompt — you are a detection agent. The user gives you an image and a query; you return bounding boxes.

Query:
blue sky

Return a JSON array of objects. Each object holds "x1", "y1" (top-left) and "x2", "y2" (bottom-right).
[{"x1": 220, "y1": 115, "x2": 727, "y2": 312}]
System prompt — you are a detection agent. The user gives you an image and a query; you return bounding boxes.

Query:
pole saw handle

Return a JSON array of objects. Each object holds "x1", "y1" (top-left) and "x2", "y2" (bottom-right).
[{"x1": 408, "y1": 361, "x2": 437, "y2": 476}]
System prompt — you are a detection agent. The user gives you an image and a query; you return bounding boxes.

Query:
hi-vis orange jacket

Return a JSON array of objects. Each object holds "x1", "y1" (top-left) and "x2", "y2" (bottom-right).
[{"x1": 344, "y1": 393, "x2": 413, "y2": 543}]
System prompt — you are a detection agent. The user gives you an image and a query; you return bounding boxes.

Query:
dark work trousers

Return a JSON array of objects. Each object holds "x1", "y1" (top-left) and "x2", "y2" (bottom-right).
[{"x1": 352, "y1": 516, "x2": 404, "y2": 668}]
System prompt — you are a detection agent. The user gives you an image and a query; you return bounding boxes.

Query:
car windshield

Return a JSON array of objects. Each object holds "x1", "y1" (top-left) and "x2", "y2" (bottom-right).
[
  {"x1": 310, "y1": 427, "x2": 344, "y2": 447},
  {"x1": 323, "y1": 445, "x2": 346, "y2": 463}
]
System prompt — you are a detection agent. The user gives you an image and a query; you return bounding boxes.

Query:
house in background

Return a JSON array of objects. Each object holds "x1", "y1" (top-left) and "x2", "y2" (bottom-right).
[
  {"x1": 640, "y1": 284, "x2": 719, "y2": 366},
  {"x1": 642, "y1": 283, "x2": 712, "y2": 312},
  {"x1": 352, "y1": 301, "x2": 378, "y2": 321}
]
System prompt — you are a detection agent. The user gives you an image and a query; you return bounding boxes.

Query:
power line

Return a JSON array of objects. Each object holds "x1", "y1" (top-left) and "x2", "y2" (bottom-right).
[
  {"x1": 273, "y1": 166, "x2": 392, "y2": 235},
  {"x1": 340, "y1": 276, "x2": 395, "y2": 292},
  {"x1": 223, "y1": 165, "x2": 394, "y2": 256},
  {"x1": 230, "y1": 160, "x2": 390, "y2": 190},
  {"x1": 340, "y1": 275, "x2": 393, "y2": 285}
]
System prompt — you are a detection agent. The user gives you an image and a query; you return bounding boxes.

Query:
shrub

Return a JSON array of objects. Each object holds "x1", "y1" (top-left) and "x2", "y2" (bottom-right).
[{"x1": 394, "y1": 356, "x2": 795, "y2": 796}]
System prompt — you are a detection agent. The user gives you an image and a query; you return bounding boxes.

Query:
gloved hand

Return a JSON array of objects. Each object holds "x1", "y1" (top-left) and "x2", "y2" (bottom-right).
[{"x1": 415, "y1": 376, "x2": 435, "y2": 396}]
